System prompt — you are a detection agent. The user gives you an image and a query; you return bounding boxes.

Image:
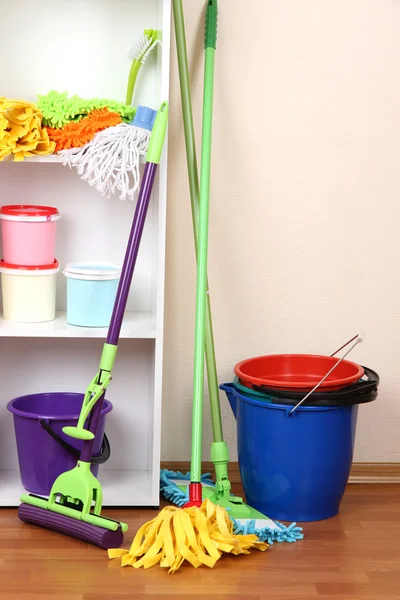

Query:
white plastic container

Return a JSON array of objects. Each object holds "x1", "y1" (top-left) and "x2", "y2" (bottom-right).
[
  {"x1": 0, "y1": 204, "x2": 60, "y2": 266},
  {"x1": 0, "y1": 259, "x2": 59, "y2": 322}
]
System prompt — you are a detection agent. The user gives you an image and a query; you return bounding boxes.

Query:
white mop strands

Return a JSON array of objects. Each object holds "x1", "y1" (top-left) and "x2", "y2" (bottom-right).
[{"x1": 59, "y1": 120, "x2": 151, "y2": 201}]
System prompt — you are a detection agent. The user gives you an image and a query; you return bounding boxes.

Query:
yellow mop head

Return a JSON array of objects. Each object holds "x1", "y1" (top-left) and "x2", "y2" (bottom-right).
[{"x1": 108, "y1": 499, "x2": 268, "y2": 574}]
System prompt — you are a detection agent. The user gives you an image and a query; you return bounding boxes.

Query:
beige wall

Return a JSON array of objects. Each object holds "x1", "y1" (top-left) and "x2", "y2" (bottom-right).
[{"x1": 161, "y1": 0, "x2": 400, "y2": 463}]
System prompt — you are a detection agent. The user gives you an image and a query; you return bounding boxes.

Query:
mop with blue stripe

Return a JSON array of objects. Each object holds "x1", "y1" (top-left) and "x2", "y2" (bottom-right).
[
  {"x1": 159, "y1": 0, "x2": 303, "y2": 547},
  {"x1": 160, "y1": 470, "x2": 303, "y2": 545}
]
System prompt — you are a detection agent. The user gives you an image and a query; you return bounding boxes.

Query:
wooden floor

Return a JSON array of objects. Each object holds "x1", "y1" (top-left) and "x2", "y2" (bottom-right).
[{"x1": 1, "y1": 484, "x2": 399, "y2": 599}]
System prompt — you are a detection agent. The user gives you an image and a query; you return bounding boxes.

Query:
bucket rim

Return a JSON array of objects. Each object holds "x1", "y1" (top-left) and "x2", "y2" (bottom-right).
[
  {"x1": 7, "y1": 392, "x2": 113, "y2": 420},
  {"x1": 0, "y1": 204, "x2": 60, "y2": 222},
  {"x1": 64, "y1": 261, "x2": 121, "y2": 281},
  {"x1": 234, "y1": 353, "x2": 364, "y2": 391},
  {"x1": 220, "y1": 382, "x2": 356, "y2": 413},
  {"x1": 0, "y1": 259, "x2": 60, "y2": 276}
]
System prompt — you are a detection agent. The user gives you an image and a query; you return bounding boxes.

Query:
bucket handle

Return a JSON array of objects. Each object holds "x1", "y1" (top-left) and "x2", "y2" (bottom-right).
[
  {"x1": 289, "y1": 335, "x2": 364, "y2": 415},
  {"x1": 39, "y1": 419, "x2": 110, "y2": 465}
]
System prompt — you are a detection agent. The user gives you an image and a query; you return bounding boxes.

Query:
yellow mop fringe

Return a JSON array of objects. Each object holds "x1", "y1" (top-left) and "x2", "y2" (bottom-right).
[{"x1": 108, "y1": 499, "x2": 268, "y2": 574}]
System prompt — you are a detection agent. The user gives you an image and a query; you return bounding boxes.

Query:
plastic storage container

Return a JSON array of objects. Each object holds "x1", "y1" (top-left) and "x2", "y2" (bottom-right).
[
  {"x1": 64, "y1": 262, "x2": 122, "y2": 327},
  {"x1": 0, "y1": 204, "x2": 60, "y2": 266},
  {"x1": 235, "y1": 353, "x2": 364, "y2": 392},
  {"x1": 0, "y1": 259, "x2": 59, "y2": 322},
  {"x1": 7, "y1": 392, "x2": 112, "y2": 495}
]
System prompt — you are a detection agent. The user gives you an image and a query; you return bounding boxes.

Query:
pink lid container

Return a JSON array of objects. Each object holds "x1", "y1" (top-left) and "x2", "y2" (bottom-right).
[{"x1": 0, "y1": 204, "x2": 60, "y2": 266}]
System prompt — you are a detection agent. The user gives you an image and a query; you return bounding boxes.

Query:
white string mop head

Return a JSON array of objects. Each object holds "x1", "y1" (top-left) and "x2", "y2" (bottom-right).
[{"x1": 59, "y1": 106, "x2": 156, "y2": 201}]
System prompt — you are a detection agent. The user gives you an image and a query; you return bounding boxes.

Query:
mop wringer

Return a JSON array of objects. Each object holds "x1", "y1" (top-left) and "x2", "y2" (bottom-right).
[{"x1": 18, "y1": 100, "x2": 169, "y2": 549}]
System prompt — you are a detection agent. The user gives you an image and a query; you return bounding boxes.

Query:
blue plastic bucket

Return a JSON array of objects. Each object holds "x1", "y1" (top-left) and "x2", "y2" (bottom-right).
[
  {"x1": 220, "y1": 382, "x2": 359, "y2": 522},
  {"x1": 64, "y1": 262, "x2": 121, "y2": 327}
]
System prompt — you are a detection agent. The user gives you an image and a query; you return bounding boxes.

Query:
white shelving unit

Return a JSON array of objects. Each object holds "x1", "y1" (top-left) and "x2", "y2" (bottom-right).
[{"x1": 0, "y1": 0, "x2": 171, "y2": 507}]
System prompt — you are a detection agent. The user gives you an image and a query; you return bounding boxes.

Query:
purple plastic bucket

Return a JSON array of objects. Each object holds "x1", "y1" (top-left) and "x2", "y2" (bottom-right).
[{"x1": 7, "y1": 392, "x2": 112, "y2": 495}]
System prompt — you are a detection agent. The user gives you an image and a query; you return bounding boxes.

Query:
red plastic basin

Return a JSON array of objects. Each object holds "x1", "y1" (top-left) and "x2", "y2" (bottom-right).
[{"x1": 234, "y1": 354, "x2": 364, "y2": 392}]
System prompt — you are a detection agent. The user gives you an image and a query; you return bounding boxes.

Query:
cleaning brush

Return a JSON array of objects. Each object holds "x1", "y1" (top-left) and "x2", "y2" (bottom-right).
[{"x1": 126, "y1": 29, "x2": 162, "y2": 106}]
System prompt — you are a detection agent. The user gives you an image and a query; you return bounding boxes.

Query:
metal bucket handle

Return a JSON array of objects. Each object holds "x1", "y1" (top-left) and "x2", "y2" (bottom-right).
[{"x1": 289, "y1": 335, "x2": 363, "y2": 416}]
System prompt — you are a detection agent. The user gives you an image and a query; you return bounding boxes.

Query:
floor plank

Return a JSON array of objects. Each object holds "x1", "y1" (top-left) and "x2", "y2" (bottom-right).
[{"x1": 1, "y1": 484, "x2": 400, "y2": 599}]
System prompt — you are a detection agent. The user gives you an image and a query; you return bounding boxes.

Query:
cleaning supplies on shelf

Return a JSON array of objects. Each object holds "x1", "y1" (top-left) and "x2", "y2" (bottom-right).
[
  {"x1": 37, "y1": 91, "x2": 136, "y2": 129},
  {"x1": 63, "y1": 262, "x2": 122, "y2": 328},
  {"x1": 0, "y1": 27, "x2": 160, "y2": 163},
  {"x1": 0, "y1": 98, "x2": 55, "y2": 161},
  {"x1": 0, "y1": 205, "x2": 60, "y2": 266},
  {"x1": 59, "y1": 105, "x2": 156, "y2": 201},
  {"x1": 17, "y1": 100, "x2": 168, "y2": 550},
  {"x1": 0, "y1": 203, "x2": 61, "y2": 323}
]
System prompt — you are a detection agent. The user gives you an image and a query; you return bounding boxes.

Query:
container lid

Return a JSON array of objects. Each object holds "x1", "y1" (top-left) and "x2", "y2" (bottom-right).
[
  {"x1": 63, "y1": 261, "x2": 121, "y2": 281},
  {"x1": 0, "y1": 259, "x2": 60, "y2": 275},
  {"x1": 131, "y1": 105, "x2": 157, "y2": 131},
  {"x1": 0, "y1": 205, "x2": 60, "y2": 222}
]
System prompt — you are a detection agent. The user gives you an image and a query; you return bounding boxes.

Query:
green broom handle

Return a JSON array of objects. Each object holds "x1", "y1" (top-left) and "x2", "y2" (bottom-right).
[
  {"x1": 191, "y1": 0, "x2": 218, "y2": 483},
  {"x1": 172, "y1": 0, "x2": 223, "y2": 445}
]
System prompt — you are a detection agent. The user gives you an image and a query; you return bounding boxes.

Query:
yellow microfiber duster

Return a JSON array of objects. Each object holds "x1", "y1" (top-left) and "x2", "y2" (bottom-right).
[
  {"x1": 108, "y1": 499, "x2": 268, "y2": 574},
  {"x1": 0, "y1": 98, "x2": 55, "y2": 161}
]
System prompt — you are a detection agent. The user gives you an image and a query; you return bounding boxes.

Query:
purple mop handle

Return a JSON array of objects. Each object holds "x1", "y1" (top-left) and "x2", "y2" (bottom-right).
[
  {"x1": 107, "y1": 162, "x2": 157, "y2": 345},
  {"x1": 80, "y1": 161, "x2": 158, "y2": 463}
]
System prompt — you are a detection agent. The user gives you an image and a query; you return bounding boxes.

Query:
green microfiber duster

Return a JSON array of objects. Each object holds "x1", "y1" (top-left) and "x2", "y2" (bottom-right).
[{"x1": 37, "y1": 91, "x2": 136, "y2": 128}]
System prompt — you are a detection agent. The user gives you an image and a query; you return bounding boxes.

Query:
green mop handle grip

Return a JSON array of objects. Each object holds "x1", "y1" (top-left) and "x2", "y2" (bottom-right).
[
  {"x1": 146, "y1": 101, "x2": 169, "y2": 164},
  {"x1": 204, "y1": 0, "x2": 218, "y2": 49}
]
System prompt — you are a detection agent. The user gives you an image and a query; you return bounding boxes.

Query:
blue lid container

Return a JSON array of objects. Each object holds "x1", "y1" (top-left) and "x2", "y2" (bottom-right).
[{"x1": 64, "y1": 262, "x2": 121, "y2": 328}]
